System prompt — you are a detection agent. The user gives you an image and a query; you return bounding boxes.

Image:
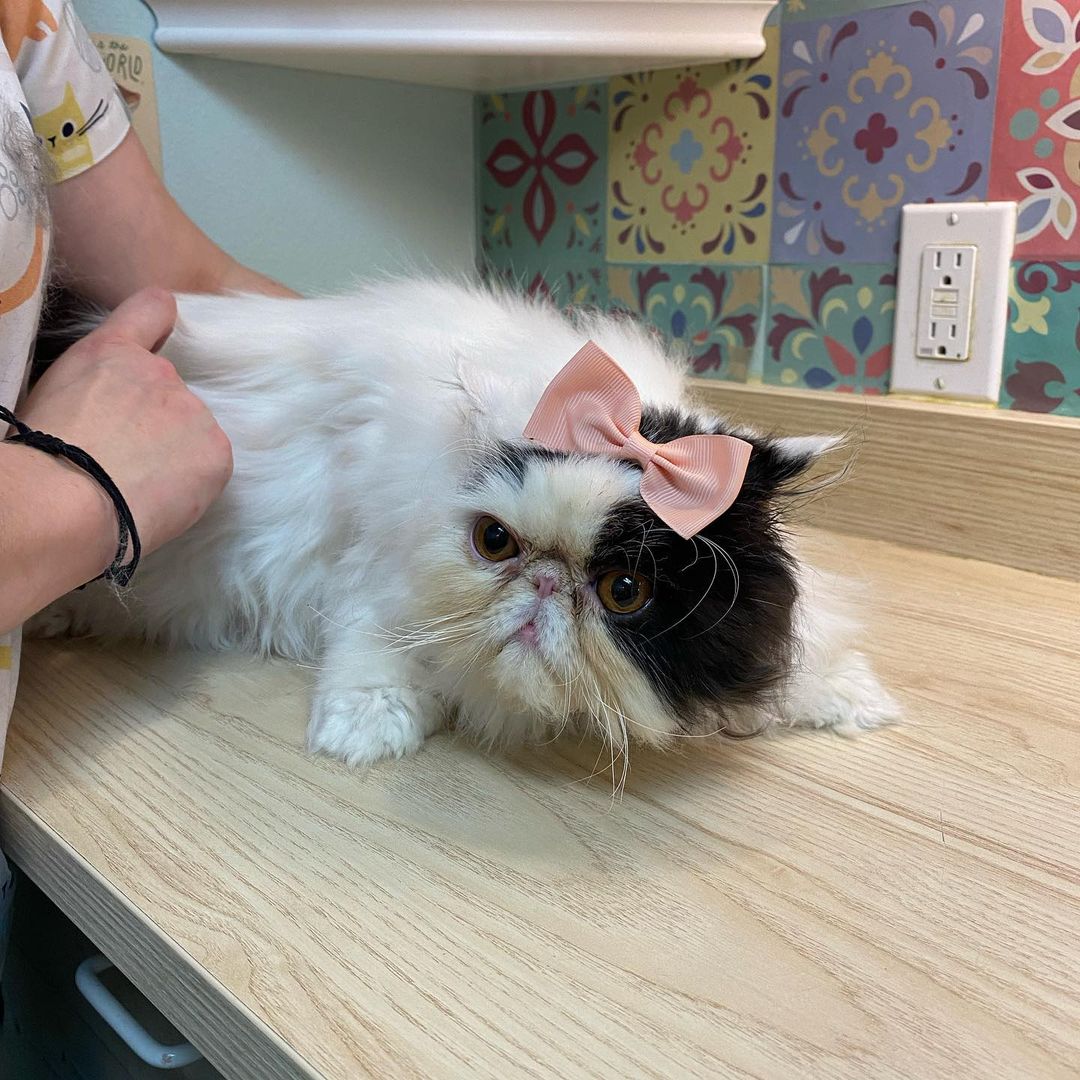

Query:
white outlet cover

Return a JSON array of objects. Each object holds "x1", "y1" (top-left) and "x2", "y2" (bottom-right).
[{"x1": 891, "y1": 202, "x2": 1016, "y2": 403}]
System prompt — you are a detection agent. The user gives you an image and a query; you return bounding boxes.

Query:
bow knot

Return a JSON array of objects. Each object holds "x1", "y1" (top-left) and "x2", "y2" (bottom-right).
[
  {"x1": 523, "y1": 341, "x2": 753, "y2": 539},
  {"x1": 621, "y1": 429, "x2": 661, "y2": 468}
]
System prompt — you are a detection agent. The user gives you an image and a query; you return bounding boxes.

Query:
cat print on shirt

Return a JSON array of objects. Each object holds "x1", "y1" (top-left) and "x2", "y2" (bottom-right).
[{"x1": 32, "y1": 81, "x2": 106, "y2": 178}]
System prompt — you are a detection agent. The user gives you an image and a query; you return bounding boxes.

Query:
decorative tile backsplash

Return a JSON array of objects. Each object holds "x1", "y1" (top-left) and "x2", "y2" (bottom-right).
[
  {"x1": 1002, "y1": 261, "x2": 1080, "y2": 415},
  {"x1": 478, "y1": 84, "x2": 608, "y2": 307},
  {"x1": 607, "y1": 38, "x2": 778, "y2": 263},
  {"x1": 474, "y1": 0, "x2": 1080, "y2": 417},
  {"x1": 989, "y1": 0, "x2": 1080, "y2": 258},
  {"x1": 772, "y1": 2, "x2": 998, "y2": 264},
  {"x1": 608, "y1": 264, "x2": 764, "y2": 380},
  {"x1": 765, "y1": 264, "x2": 896, "y2": 392}
]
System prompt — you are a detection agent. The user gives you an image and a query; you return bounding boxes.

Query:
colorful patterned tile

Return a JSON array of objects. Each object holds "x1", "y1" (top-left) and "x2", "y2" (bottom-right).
[
  {"x1": 1000, "y1": 260, "x2": 1080, "y2": 415},
  {"x1": 607, "y1": 30, "x2": 778, "y2": 264},
  {"x1": 481, "y1": 261, "x2": 608, "y2": 310},
  {"x1": 772, "y1": 2, "x2": 1002, "y2": 264},
  {"x1": 608, "y1": 264, "x2": 763, "y2": 381},
  {"x1": 764, "y1": 263, "x2": 896, "y2": 392},
  {"x1": 988, "y1": 0, "x2": 1080, "y2": 258},
  {"x1": 477, "y1": 83, "x2": 606, "y2": 307}
]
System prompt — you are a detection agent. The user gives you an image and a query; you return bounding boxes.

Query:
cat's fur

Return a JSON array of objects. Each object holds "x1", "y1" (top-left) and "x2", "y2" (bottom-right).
[{"x1": 35, "y1": 280, "x2": 899, "y2": 766}]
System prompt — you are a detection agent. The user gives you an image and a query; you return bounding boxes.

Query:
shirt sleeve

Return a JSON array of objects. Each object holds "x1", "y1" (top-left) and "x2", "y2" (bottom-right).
[{"x1": 6, "y1": 1, "x2": 130, "y2": 182}]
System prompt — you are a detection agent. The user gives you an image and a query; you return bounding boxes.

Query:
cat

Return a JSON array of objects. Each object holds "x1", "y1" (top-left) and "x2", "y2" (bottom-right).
[{"x1": 35, "y1": 279, "x2": 900, "y2": 768}]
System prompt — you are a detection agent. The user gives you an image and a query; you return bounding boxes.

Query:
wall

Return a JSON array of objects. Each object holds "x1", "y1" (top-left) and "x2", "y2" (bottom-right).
[
  {"x1": 476, "y1": 0, "x2": 1080, "y2": 418},
  {"x1": 74, "y1": 0, "x2": 475, "y2": 294}
]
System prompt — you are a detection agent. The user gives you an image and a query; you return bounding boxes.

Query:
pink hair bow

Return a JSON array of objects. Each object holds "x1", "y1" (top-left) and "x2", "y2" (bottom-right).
[{"x1": 523, "y1": 341, "x2": 753, "y2": 539}]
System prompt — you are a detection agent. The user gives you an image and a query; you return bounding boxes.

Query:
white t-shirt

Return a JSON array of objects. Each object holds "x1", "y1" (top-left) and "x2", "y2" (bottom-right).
[{"x1": 0, "y1": 0, "x2": 130, "y2": 771}]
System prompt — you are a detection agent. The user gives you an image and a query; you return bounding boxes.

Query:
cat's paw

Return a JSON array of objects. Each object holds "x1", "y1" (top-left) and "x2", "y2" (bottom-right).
[
  {"x1": 307, "y1": 686, "x2": 441, "y2": 766},
  {"x1": 25, "y1": 601, "x2": 79, "y2": 639},
  {"x1": 779, "y1": 652, "x2": 901, "y2": 736}
]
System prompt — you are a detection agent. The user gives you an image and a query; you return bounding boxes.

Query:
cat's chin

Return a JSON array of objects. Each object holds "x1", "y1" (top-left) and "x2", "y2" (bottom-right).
[{"x1": 462, "y1": 640, "x2": 679, "y2": 752}]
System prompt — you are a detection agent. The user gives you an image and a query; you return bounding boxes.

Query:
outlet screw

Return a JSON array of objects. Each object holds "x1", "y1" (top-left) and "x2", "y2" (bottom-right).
[
  {"x1": 934, "y1": 377, "x2": 946, "y2": 390},
  {"x1": 947, "y1": 212, "x2": 959, "y2": 226}
]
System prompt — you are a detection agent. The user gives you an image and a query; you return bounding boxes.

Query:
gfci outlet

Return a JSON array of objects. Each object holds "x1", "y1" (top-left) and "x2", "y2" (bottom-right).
[{"x1": 891, "y1": 202, "x2": 1016, "y2": 403}]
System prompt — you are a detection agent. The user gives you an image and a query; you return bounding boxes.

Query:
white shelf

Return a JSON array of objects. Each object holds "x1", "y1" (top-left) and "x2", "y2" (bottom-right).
[{"x1": 146, "y1": 1, "x2": 778, "y2": 91}]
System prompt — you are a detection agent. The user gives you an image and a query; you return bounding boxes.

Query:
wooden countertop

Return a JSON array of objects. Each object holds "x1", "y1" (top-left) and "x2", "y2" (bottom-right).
[{"x1": 3, "y1": 532, "x2": 1079, "y2": 1079}]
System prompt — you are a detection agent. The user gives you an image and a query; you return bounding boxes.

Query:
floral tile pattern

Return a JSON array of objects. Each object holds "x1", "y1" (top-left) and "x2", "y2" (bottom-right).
[
  {"x1": 772, "y1": 2, "x2": 1002, "y2": 264},
  {"x1": 988, "y1": 0, "x2": 1080, "y2": 257},
  {"x1": 608, "y1": 264, "x2": 763, "y2": 381},
  {"x1": 481, "y1": 262, "x2": 608, "y2": 309},
  {"x1": 477, "y1": 83, "x2": 607, "y2": 307},
  {"x1": 1000, "y1": 261, "x2": 1080, "y2": 415},
  {"x1": 606, "y1": 30, "x2": 778, "y2": 264},
  {"x1": 764, "y1": 264, "x2": 896, "y2": 392}
]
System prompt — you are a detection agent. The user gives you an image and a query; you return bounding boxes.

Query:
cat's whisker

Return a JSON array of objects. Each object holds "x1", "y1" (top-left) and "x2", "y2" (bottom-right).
[
  {"x1": 632, "y1": 521, "x2": 655, "y2": 581},
  {"x1": 381, "y1": 628, "x2": 487, "y2": 657},
  {"x1": 400, "y1": 609, "x2": 481, "y2": 629},
  {"x1": 593, "y1": 696, "x2": 631, "y2": 800},
  {"x1": 568, "y1": 720, "x2": 617, "y2": 791},
  {"x1": 578, "y1": 682, "x2": 620, "y2": 800},
  {"x1": 306, "y1": 605, "x2": 363, "y2": 633},
  {"x1": 645, "y1": 535, "x2": 720, "y2": 641},
  {"x1": 539, "y1": 653, "x2": 587, "y2": 746},
  {"x1": 688, "y1": 536, "x2": 742, "y2": 639}
]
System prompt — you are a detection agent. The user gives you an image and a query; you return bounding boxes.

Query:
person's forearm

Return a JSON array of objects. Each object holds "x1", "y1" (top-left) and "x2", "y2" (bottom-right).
[
  {"x1": 0, "y1": 444, "x2": 116, "y2": 635},
  {"x1": 49, "y1": 131, "x2": 300, "y2": 304},
  {"x1": 217, "y1": 258, "x2": 300, "y2": 298}
]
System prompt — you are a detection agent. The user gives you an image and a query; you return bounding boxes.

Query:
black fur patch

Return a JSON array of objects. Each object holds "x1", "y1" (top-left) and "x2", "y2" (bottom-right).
[
  {"x1": 469, "y1": 442, "x2": 568, "y2": 488},
  {"x1": 587, "y1": 405, "x2": 814, "y2": 729}
]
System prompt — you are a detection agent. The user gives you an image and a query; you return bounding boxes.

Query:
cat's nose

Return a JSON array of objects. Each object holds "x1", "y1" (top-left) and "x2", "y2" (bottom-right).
[{"x1": 533, "y1": 573, "x2": 559, "y2": 599}]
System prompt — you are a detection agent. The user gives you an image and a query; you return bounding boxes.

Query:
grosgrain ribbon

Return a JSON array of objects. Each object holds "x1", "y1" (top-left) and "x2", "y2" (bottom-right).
[{"x1": 523, "y1": 341, "x2": 753, "y2": 539}]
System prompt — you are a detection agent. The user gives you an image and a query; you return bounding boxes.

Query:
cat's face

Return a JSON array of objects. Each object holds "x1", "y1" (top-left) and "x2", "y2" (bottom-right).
[
  {"x1": 408, "y1": 407, "x2": 824, "y2": 759},
  {"x1": 32, "y1": 83, "x2": 102, "y2": 179}
]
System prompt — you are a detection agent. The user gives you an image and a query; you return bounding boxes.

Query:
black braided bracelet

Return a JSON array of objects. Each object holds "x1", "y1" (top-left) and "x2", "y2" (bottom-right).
[{"x1": 0, "y1": 404, "x2": 140, "y2": 586}]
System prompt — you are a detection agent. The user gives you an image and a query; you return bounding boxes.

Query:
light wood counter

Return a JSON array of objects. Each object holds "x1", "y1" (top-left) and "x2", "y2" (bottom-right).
[{"x1": 3, "y1": 532, "x2": 1079, "y2": 1079}]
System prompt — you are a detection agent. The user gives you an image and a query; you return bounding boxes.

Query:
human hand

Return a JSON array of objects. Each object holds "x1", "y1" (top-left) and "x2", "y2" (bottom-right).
[{"x1": 19, "y1": 288, "x2": 233, "y2": 559}]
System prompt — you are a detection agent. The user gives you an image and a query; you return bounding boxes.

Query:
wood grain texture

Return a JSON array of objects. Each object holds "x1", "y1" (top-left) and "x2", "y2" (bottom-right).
[
  {"x1": 691, "y1": 380, "x2": 1080, "y2": 580},
  {"x1": 3, "y1": 531, "x2": 1080, "y2": 1079}
]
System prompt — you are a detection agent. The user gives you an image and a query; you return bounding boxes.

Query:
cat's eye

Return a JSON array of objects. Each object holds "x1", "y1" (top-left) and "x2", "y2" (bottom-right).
[
  {"x1": 472, "y1": 515, "x2": 519, "y2": 562},
  {"x1": 596, "y1": 570, "x2": 653, "y2": 614},
  {"x1": 61, "y1": 121, "x2": 75, "y2": 137}
]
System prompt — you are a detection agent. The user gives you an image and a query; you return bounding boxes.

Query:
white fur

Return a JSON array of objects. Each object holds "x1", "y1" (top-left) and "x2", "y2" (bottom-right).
[{"x1": 35, "y1": 280, "x2": 899, "y2": 766}]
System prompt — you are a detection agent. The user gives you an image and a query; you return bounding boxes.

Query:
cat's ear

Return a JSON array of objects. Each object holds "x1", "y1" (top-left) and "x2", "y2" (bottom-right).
[{"x1": 729, "y1": 429, "x2": 845, "y2": 496}]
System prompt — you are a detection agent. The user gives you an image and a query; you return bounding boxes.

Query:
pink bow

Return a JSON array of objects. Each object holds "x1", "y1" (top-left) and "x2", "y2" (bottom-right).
[{"x1": 523, "y1": 341, "x2": 753, "y2": 539}]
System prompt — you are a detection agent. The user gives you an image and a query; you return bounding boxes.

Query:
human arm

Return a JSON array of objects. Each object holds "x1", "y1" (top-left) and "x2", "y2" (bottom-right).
[
  {"x1": 48, "y1": 129, "x2": 298, "y2": 305},
  {"x1": 0, "y1": 290, "x2": 232, "y2": 635}
]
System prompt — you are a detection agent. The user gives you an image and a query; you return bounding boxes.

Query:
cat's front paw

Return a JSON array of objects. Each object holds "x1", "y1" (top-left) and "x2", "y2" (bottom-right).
[
  {"x1": 307, "y1": 686, "x2": 441, "y2": 766},
  {"x1": 780, "y1": 652, "x2": 901, "y2": 736}
]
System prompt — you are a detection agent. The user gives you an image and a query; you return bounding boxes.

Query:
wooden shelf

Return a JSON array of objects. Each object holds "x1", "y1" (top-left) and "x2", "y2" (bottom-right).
[{"x1": 145, "y1": 0, "x2": 778, "y2": 90}]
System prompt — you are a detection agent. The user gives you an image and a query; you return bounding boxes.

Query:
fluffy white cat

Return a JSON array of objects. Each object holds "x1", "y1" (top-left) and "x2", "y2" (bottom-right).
[{"x1": 37, "y1": 280, "x2": 899, "y2": 767}]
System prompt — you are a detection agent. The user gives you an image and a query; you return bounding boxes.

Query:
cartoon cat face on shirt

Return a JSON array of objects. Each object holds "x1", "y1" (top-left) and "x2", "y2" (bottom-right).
[{"x1": 32, "y1": 81, "x2": 106, "y2": 178}]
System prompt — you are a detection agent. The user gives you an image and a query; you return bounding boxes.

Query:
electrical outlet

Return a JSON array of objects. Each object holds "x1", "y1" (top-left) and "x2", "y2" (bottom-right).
[
  {"x1": 917, "y1": 244, "x2": 976, "y2": 360},
  {"x1": 891, "y1": 202, "x2": 1016, "y2": 403}
]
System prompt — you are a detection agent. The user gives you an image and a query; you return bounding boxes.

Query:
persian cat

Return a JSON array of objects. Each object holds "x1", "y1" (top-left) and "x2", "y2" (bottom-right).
[{"x1": 37, "y1": 280, "x2": 899, "y2": 766}]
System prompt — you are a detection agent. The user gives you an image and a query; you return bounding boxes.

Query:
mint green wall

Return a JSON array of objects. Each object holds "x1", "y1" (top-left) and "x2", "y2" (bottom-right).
[{"x1": 73, "y1": 0, "x2": 475, "y2": 293}]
